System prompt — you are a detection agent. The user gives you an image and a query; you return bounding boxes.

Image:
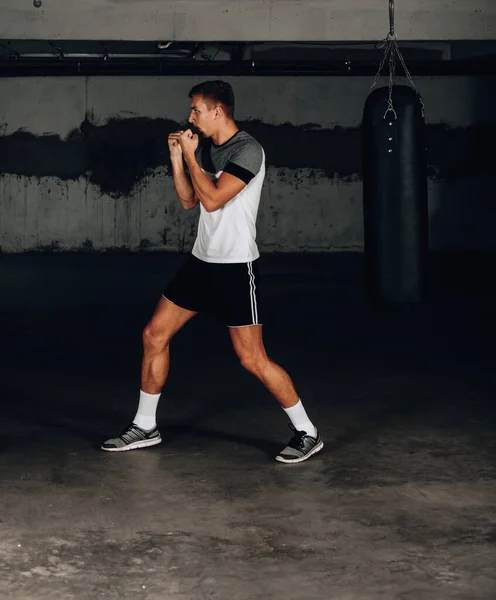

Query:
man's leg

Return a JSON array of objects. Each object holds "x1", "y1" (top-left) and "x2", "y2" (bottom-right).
[
  {"x1": 229, "y1": 325, "x2": 323, "y2": 463},
  {"x1": 229, "y1": 325, "x2": 299, "y2": 408},
  {"x1": 101, "y1": 297, "x2": 197, "y2": 451},
  {"x1": 141, "y1": 297, "x2": 198, "y2": 394}
]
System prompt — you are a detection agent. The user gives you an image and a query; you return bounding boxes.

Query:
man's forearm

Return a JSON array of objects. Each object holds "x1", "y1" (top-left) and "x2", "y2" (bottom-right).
[
  {"x1": 171, "y1": 157, "x2": 197, "y2": 209},
  {"x1": 185, "y1": 155, "x2": 218, "y2": 212}
]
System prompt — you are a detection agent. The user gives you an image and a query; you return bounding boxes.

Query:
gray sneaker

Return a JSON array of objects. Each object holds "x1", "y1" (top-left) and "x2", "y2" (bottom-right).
[
  {"x1": 101, "y1": 423, "x2": 162, "y2": 452},
  {"x1": 275, "y1": 425, "x2": 323, "y2": 464}
]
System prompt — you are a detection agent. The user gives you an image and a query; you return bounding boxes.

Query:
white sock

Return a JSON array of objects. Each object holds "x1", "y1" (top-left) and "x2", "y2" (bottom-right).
[
  {"x1": 283, "y1": 399, "x2": 317, "y2": 437},
  {"x1": 133, "y1": 390, "x2": 161, "y2": 431}
]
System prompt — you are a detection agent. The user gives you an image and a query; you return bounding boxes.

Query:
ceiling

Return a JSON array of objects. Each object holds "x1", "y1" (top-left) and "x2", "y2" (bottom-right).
[{"x1": 1, "y1": 40, "x2": 496, "y2": 76}]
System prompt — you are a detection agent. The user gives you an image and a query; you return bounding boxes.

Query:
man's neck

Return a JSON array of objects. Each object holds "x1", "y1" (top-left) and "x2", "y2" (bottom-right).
[{"x1": 211, "y1": 122, "x2": 239, "y2": 146}]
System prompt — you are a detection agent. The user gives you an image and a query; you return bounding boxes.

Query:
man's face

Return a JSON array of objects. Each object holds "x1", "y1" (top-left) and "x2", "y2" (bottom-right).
[{"x1": 188, "y1": 94, "x2": 217, "y2": 138}]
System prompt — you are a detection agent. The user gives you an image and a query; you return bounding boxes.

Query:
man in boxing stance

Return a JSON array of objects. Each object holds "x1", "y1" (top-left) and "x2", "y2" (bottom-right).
[{"x1": 102, "y1": 80, "x2": 323, "y2": 463}]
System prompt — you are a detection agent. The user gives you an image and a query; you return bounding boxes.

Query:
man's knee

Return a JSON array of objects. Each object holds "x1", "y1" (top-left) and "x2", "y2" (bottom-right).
[
  {"x1": 142, "y1": 323, "x2": 170, "y2": 352},
  {"x1": 239, "y1": 353, "x2": 267, "y2": 377}
]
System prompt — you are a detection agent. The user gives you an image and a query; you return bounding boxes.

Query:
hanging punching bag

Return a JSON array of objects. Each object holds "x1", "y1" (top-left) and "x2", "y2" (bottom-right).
[{"x1": 362, "y1": 85, "x2": 428, "y2": 306}]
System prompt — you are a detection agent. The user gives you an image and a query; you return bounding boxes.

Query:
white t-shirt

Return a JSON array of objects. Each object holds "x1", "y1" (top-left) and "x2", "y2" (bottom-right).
[{"x1": 190, "y1": 130, "x2": 265, "y2": 264}]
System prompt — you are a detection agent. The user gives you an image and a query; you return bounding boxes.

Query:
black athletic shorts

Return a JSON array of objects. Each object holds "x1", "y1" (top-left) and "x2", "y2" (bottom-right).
[{"x1": 163, "y1": 255, "x2": 263, "y2": 327}]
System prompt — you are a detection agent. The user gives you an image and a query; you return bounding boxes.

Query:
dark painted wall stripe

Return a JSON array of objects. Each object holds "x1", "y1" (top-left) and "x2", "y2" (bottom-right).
[{"x1": 0, "y1": 117, "x2": 493, "y2": 197}]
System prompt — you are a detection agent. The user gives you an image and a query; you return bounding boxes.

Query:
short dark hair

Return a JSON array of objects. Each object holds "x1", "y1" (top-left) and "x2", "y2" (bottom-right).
[{"x1": 188, "y1": 80, "x2": 235, "y2": 118}]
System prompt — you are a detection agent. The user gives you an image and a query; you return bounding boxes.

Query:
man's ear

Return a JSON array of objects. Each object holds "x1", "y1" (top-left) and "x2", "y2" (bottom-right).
[{"x1": 215, "y1": 105, "x2": 224, "y2": 119}]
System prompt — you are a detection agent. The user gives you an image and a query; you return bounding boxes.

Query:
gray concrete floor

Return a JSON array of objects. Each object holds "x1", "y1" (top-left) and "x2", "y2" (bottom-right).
[{"x1": 0, "y1": 252, "x2": 495, "y2": 600}]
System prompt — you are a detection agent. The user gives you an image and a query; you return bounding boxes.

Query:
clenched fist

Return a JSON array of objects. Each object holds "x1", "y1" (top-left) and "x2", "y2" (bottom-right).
[
  {"x1": 178, "y1": 129, "x2": 199, "y2": 159},
  {"x1": 168, "y1": 130, "x2": 184, "y2": 159}
]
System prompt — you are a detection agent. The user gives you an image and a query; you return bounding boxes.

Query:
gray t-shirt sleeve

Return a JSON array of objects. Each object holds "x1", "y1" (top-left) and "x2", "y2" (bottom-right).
[{"x1": 223, "y1": 141, "x2": 263, "y2": 184}]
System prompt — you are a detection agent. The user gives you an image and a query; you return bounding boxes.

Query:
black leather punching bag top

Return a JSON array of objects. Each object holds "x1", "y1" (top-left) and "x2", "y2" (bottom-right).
[{"x1": 362, "y1": 85, "x2": 428, "y2": 306}]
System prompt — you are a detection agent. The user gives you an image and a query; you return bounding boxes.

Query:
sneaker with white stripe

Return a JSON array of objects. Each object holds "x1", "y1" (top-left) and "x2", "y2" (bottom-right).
[
  {"x1": 275, "y1": 425, "x2": 324, "y2": 464},
  {"x1": 101, "y1": 423, "x2": 162, "y2": 452}
]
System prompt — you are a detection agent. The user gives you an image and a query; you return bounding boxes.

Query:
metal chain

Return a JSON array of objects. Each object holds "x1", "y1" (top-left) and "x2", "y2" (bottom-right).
[
  {"x1": 370, "y1": 40, "x2": 426, "y2": 119},
  {"x1": 396, "y1": 45, "x2": 426, "y2": 117},
  {"x1": 370, "y1": 39, "x2": 390, "y2": 92},
  {"x1": 370, "y1": 0, "x2": 425, "y2": 119},
  {"x1": 385, "y1": 43, "x2": 397, "y2": 120}
]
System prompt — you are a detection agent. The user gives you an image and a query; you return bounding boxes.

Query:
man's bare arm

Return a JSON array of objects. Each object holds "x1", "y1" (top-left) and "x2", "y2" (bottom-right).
[
  {"x1": 168, "y1": 130, "x2": 198, "y2": 210},
  {"x1": 185, "y1": 159, "x2": 245, "y2": 213},
  {"x1": 171, "y1": 156, "x2": 199, "y2": 210},
  {"x1": 177, "y1": 129, "x2": 246, "y2": 213}
]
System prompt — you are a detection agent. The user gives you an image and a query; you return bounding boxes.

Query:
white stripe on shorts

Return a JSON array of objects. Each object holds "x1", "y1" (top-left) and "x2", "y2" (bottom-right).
[{"x1": 247, "y1": 262, "x2": 258, "y2": 325}]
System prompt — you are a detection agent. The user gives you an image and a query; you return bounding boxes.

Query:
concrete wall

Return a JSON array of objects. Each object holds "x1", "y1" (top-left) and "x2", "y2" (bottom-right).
[
  {"x1": 0, "y1": 75, "x2": 495, "y2": 253},
  {"x1": 1, "y1": 0, "x2": 495, "y2": 41}
]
